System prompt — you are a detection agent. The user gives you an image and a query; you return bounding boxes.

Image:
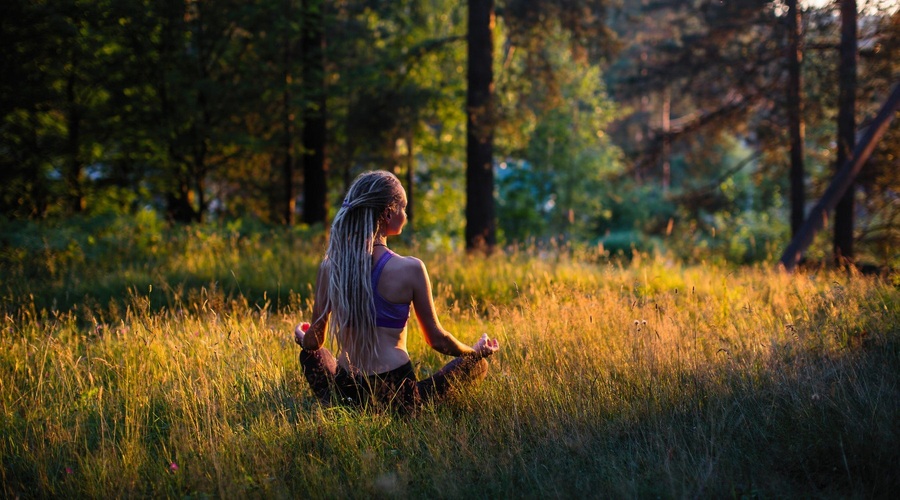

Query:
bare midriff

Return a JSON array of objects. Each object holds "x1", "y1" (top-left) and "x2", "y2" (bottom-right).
[{"x1": 337, "y1": 326, "x2": 410, "y2": 375}]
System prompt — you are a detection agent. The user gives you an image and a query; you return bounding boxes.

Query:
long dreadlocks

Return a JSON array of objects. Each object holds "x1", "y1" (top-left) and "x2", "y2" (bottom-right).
[{"x1": 320, "y1": 171, "x2": 404, "y2": 371}]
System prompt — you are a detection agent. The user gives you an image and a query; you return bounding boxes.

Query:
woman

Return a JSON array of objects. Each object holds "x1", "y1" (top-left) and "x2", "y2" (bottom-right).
[{"x1": 294, "y1": 170, "x2": 500, "y2": 412}]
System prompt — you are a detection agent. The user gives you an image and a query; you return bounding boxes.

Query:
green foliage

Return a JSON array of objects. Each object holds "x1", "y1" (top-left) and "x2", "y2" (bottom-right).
[
  {"x1": 0, "y1": 214, "x2": 324, "y2": 315},
  {"x1": 595, "y1": 230, "x2": 661, "y2": 257},
  {"x1": 602, "y1": 0, "x2": 900, "y2": 269},
  {"x1": 410, "y1": 161, "x2": 466, "y2": 251},
  {"x1": 2, "y1": 231, "x2": 899, "y2": 497},
  {"x1": 659, "y1": 134, "x2": 793, "y2": 264},
  {"x1": 2, "y1": 0, "x2": 897, "y2": 269},
  {"x1": 496, "y1": 161, "x2": 553, "y2": 242},
  {"x1": 495, "y1": 20, "x2": 624, "y2": 244},
  {"x1": 325, "y1": 0, "x2": 467, "y2": 172}
]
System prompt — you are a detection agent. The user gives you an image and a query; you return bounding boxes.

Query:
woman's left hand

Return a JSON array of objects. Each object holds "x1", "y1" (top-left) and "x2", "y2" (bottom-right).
[{"x1": 472, "y1": 333, "x2": 500, "y2": 358}]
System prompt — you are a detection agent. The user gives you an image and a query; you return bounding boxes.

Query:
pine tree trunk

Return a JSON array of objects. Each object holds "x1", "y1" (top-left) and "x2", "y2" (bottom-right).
[
  {"x1": 301, "y1": 0, "x2": 328, "y2": 226},
  {"x1": 787, "y1": 0, "x2": 805, "y2": 237},
  {"x1": 465, "y1": 0, "x2": 496, "y2": 252},
  {"x1": 834, "y1": 0, "x2": 857, "y2": 262},
  {"x1": 280, "y1": 0, "x2": 296, "y2": 226}
]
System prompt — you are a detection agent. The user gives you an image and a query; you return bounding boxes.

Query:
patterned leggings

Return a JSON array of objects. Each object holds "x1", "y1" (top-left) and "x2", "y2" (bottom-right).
[{"x1": 299, "y1": 348, "x2": 488, "y2": 413}]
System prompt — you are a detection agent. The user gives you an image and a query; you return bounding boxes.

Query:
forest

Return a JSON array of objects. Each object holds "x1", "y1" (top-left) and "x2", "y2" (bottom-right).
[
  {"x1": 2, "y1": 0, "x2": 897, "y2": 267},
  {"x1": 2, "y1": 0, "x2": 900, "y2": 497}
]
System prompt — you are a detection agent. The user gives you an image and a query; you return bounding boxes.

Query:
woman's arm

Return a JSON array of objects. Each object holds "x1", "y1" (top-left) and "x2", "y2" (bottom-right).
[
  {"x1": 301, "y1": 260, "x2": 331, "y2": 350},
  {"x1": 409, "y1": 258, "x2": 498, "y2": 358}
]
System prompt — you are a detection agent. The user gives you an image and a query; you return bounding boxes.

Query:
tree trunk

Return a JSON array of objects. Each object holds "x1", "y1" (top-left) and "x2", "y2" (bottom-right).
[
  {"x1": 301, "y1": 0, "x2": 328, "y2": 226},
  {"x1": 787, "y1": 0, "x2": 805, "y2": 237},
  {"x1": 166, "y1": 172, "x2": 197, "y2": 224},
  {"x1": 465, "y1": 0, "x2": 496, "y2": 252},
  {"x1": 280, "y1": 0, "x2": 296, "y2": 226},
  {"x1": 834, "y1": 0, "x2": 858, "y2": 262},
  {"x1": 779, "y1": 83, "x2": 900, "y2": 272}
]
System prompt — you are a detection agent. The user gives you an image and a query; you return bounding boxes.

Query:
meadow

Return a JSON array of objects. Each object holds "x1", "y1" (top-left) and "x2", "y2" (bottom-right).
[{"x1": 1, "y1": 217, "x2": 898, "y2": 498}]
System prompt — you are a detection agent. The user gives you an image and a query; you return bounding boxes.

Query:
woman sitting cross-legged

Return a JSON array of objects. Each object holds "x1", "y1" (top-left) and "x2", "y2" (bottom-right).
[{"x1": 294, "y1": 170, "x2": 500, "y2": 413}]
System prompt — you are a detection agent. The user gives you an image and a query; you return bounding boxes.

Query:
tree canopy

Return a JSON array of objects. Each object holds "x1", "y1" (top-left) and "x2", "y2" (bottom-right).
[{"x1": 1, "y1": 0, "x2": 897, "y2": 267}]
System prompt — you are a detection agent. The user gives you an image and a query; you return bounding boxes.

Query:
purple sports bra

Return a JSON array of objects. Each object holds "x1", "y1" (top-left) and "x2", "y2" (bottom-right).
[{"x1": 372, "y1": 250, "x2": 410, "y2": 328}]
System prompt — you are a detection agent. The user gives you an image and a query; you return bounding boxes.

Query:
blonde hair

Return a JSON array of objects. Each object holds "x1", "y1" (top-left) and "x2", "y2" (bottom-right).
[{"x1": 323, "y1": 170, "x2": 404, "y2": 371}]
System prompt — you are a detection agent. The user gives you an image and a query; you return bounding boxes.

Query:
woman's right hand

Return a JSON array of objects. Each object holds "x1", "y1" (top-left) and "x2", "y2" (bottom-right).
[
  {"x1": 294, "y1": 322, "x2": 310, "y2": 346},
  {"x1": 472, "y1": 333, "x2": 500, "y2": 358}
]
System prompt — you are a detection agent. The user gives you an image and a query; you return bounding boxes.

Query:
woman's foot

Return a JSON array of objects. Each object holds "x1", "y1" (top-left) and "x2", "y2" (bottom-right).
[{"x1": 434, "y1": 356, "x2": 489, "y2": 384}]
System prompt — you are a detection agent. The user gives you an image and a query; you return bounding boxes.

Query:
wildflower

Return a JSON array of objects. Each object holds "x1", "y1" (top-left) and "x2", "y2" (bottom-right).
[
  {"x1": 66, "y1": 467, "x2": 74, "y2": 475},
  {"x1": 169, "y1": 462, "x2": 179, "y2": 472}
]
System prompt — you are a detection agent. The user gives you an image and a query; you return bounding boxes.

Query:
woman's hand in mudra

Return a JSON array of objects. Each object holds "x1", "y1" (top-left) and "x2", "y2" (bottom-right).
[
  {"x1": 472, "y1": 333, "x2": 500, "y2": 359},
  {"x1": 294, "y1": 322, "x2": 310, "y2": 346}
]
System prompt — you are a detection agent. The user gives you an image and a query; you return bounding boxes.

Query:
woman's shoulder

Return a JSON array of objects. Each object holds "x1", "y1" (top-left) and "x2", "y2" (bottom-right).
[
  {"x1": 389, "y1": 251, "x2": 425, "y2": 268},
  {"x1": 387, "y1": 252, "x2": 427, "y2": 277}
]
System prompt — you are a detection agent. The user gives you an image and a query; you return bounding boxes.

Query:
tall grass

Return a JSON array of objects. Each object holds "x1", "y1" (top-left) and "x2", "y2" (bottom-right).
[
  {"x1": 1, "y1": 220, "x2": 898, "y2": 497},
  {"x1": 0, "y1": 213, "x2": 325, "y2": 314}
]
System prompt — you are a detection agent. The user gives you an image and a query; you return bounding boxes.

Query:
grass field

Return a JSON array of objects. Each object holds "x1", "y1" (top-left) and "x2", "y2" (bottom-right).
[{"x1": 1, "y1": 223, "x2": 899, "y2": 497}]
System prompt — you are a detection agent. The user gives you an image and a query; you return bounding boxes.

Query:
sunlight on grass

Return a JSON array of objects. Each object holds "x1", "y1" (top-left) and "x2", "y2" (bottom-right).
[{"x1": 1, "y1": 233, "x2": 898, "y2": 497}]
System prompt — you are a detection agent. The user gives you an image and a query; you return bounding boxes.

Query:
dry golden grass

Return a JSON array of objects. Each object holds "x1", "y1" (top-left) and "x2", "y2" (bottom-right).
[{"x1": 2, "y1": 236, "x2": 898, "y2": 497}]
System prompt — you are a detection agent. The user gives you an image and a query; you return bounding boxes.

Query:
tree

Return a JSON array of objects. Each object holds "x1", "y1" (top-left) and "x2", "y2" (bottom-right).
[
  {"x1": 275, "y1": 0, "x2": 298, "y2": 226},
  {"x1": 300, "y1": 0, "x2": 328, "y2": 226},
  {"x1": 854, "y1": 8, "x2": 900, "y2": 266},
  {"x1": 132, "y1": 0, "x2": 256, "y2": 223},
  {"x1": 494, "y1": 18, "x2": 621, "y2": 244},
  {"x1": 787, "y1": 0, "x2": 806, "y2": 237},
  {"x1": 604, "y1": 0, "x2": 857, "y2": 261},
  {"x1": 1, "y1": 0, "x2": 59, "y2": 218},
  {"x1": 609, "y1": 0, "x2": 788, "y2": 175},
  {"x1": 466, "y1": 0, "x2": 619, "y2": 250},
  {"x1": 780, "y1": 83, "x2": 900, "y2": 272},
  {"x1": 465, "y1": 0, "x2": 496, "y2": 251},
  {"x1": 834, "y1": 0, "x2": 858, "y2": 262},
  {"x1": 0, "y1": 0, "x2": 120, "y2": 218},
  {"x1": 777, "y1": 1, "x2": 897, "y2": 266}
]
